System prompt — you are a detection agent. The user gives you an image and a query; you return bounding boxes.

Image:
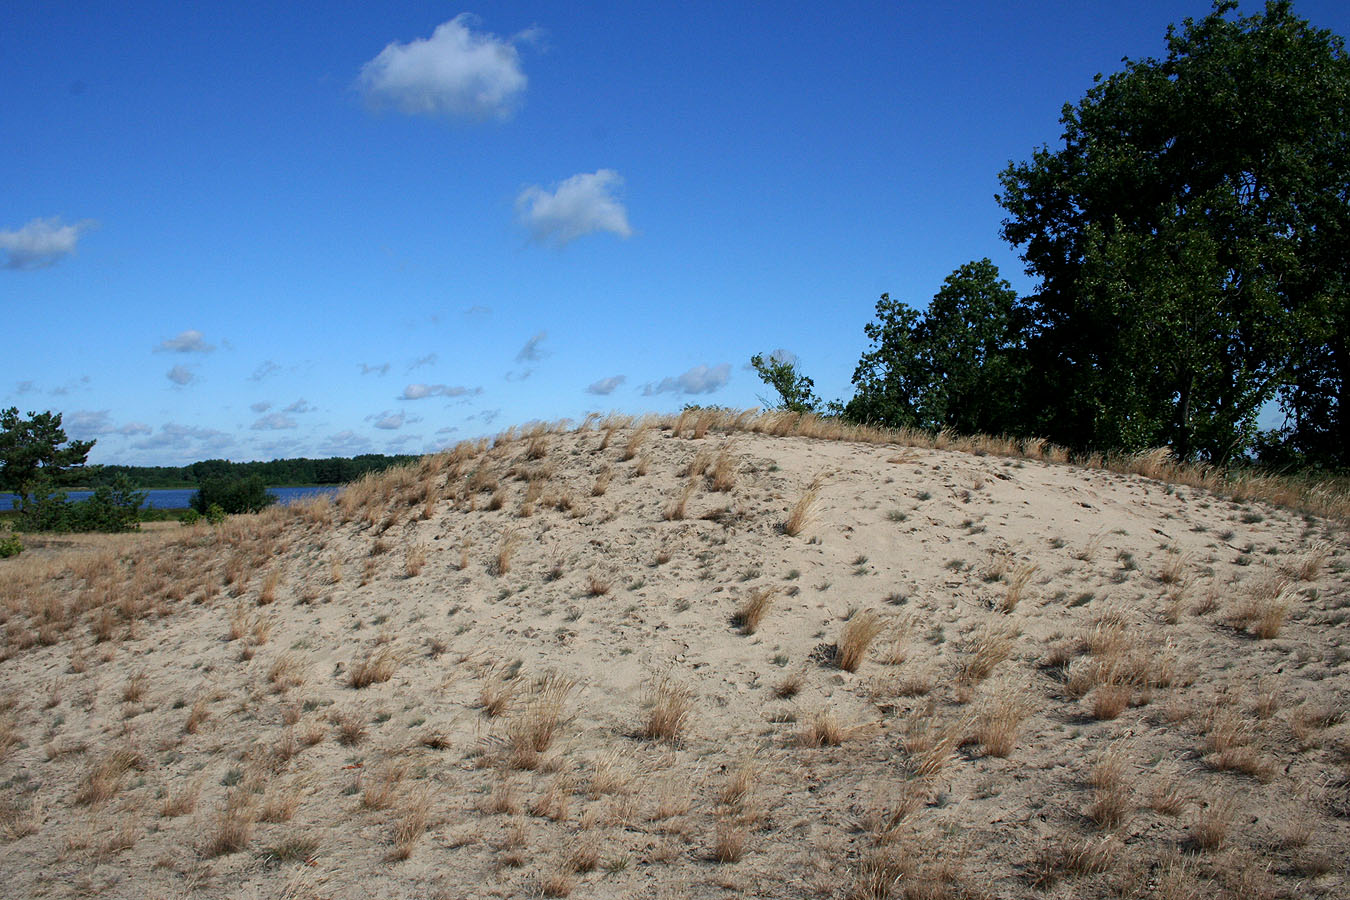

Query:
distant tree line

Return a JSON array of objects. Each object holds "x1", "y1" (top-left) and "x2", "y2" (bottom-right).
[
  {"x1": 89, "y1": 454, "x2": 419, "y2": 489},
  {"x1": 757, "y1": 2, "x2": 1350, "y2": 471},
  {"x1": 2, "y1": 406, "x2": 420, "y2": 535}
]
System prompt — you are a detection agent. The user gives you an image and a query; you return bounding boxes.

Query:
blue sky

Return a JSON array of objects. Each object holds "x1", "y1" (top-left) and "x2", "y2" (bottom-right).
[{"x1": 5, "y1": 1, "x2": 1347, "y2": 465}]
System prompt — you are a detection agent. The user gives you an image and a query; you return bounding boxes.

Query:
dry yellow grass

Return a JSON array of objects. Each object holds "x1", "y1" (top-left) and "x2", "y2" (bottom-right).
[
  {"x1": 641, "y1": 674, "x2": 692, "y2": 743},
  {"x1": 836, "y1": 609, "x2": 884, "y2": 672},
  {"x1": 784, "y1": 471, "x2": 827, "y2": 537},
  {"x1": 732, "y1": 587, "x2": 777, "y2": 634}
]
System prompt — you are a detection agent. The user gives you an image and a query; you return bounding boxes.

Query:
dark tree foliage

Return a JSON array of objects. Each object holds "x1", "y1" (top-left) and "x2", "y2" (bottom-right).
[
  {"x1": 844, "y1": 260, "x2": 1029, "y2": 435},
  {"x1": 0, "y1": 408, "x2": 95, "y2": 505},
  {"x1": 90, "y1": 453, "x2": 418, "y2": 489},
  {"x1": 20, "y1": 474, "x2": 146, "y2": 533},
  {"x1": 998, "y1": 1, "x2": 1350, "y2": 463},
  {"x1": 190, "y1": 475, "x2": 276, "y2": 516},
  {"x1": 749, "y1": 351, "x2": 822, "y2": 414}
]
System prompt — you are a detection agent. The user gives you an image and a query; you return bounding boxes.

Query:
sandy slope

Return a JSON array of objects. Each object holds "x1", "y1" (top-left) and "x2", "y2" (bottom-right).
[{"x1": 1, "y1": 416, "x2": 1346, "y2": 900}]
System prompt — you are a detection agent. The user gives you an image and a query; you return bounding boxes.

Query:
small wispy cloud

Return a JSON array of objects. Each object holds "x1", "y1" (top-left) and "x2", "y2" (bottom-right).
[
  {"x1": 400, "y1": 383, "x2": 481, "y2": 401},
  {"x1": 361, "y1": 362, "x2": 391, "y2": 376},
  {"x1": 251, "y1": 360, "x2": 282, "y2": 381},
  {"x1": 251, "y1": 413, "x2": 297, "y2": 431},
  {"x1": 515, "y1": 331, "x2": 548, "y2": 363},
  {"x1": 320, "y1": 430, "x2": 373, "y2": 455},
  {"x1": 1, "y1": 217, "x2": 95, "y2": 270},
  {"x1": 63, "y1": 410, "x2": 154, "y2": 439},
  {"x1": 516, "y1": 170, "x2": 632, "y2": 246},
  {"x1": 408, "y1": 352, "x2": 438, "y2": 371},
  {"x1": 155, "y1": 329, "x2": 215, "y2": 353},
  {"x1": 358, "y1": 14, "x2": 536, "y2": 121},
  {"x1": 643, "y1": 363, "x2": 731, "y2": 396},
  {"x1": 131, "y1": 423, "x2": 233, "y2": 455},
  {"x1": 369, "y1": 410, "x2": 419, "y2": 430},
  {"x1": 166, "y1": 365, "x2": 195, "y2": 386},
  {"x1": 284, "y1": 399, "x2": 314, "y2": 414},
  {"x1": 586, "y1": 375, "x2": 626, "y2": 395},
  {"x1": 250, "y1": 401, "x2": 272, "y2": 413}
]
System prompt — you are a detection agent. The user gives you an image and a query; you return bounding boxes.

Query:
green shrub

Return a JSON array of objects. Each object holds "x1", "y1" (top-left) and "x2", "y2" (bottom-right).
[
  {"x1": 205, "y1": 504, "x2": 227, "y2": 525},
  {"x1": 16, "y1": 474, "x2": 144, "y2": 533},
  {"x1": 190, "y1": 475, "x2": 275, "y2": 516},
  {"x1": 0, "y1": 534, "x2": 22, "y2": 558},
  {"x1": 179, "y1": 509, "x2": 203, "y2": 526}
]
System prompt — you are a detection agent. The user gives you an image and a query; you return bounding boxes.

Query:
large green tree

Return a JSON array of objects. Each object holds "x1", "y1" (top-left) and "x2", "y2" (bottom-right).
[
  {"x1": 998, "y1": 1, "x2": 1350, "y2": 462},
  {"x1": 844, "y1": 259, "x2": 1028, "y2": 435},
  {"x1": 0, "y1": 408, "x2": 95, "y2": 505}
]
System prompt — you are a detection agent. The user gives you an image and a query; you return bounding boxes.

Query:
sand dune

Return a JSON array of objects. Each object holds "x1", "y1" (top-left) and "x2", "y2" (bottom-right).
[{"x1": 1, "y1": 412, "x2": 1346, "y2": 899}]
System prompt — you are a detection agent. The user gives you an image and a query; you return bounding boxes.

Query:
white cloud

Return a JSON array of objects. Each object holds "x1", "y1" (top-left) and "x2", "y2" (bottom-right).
[
  {"x1": 131, "y1": 423, "x2": 233, "y2": 454},
  {"x1": 64, "y1": 410, "x2": 114, "y2": 438},
  {"x1": 284, "y1": 399, "x2": 314, "y2": 414},
  {"x1": 358, "y1": 15, "x2": 532, "y2": 121},
  {"x1": 155, "y1": 329, "x2": 214, "y2": 353},
  {"x1": 15, "y1": 381, "x2": 35, "y2": 394},
  {"x1": 400, "y1": 383, "x2": 481, "y2": 401},
  {"x1": 319, "y1": 430, "x2": 373, "y2": 456},
  {"x1": 251, "y1": 360, "x2": 282, "y2": 381},
  {"x1": 408, "y1": 353, "x2": 438, "y2": 371},
  {"x1": 361, "y1": 362, "x2": 391, "y2": 376},
  {"x1": 250, "y1": 401, "x2": 272, "y2": 413},
  {"x1": 643, "y1": 363, "x2": 732, "y2": 396},
  {"x1": 63, "y1": 409, "x2": 146, "y2": 438},
  {"x1": 516, "y1": 331, "x2": 548, "y2": 363},
  {"x1": 516, "y1": 170, "x2": 632, "y2": 246},
  {"x1": 251, "y1": 413, "x2": 297, "y2": 431},
  {"x1": 166, "y1": 365, "x2": 194, "y2": 386},
  {"x1": 1, "y1": 217, "x2": 95, "y2": 270},
  {"x1": 370, "y1": 410, "x2": 412, "y2": 430},
  {"x1": 586, "y1": 375, "x2": 626, "y2": 395}
]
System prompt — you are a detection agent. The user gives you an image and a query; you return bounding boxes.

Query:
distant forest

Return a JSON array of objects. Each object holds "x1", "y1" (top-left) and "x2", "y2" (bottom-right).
[{"x1": 84, "y1": 454, "x2": 419, "y2": 489}]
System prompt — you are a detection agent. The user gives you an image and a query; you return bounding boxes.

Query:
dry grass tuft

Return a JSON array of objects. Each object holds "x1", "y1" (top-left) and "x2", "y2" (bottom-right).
[
  {"x1": 956, "y1": 621, "x2": 1018, "y2": 684},
  {"x1": 710, "y1": 444, "x2": 737, "y2": 492},
  {"x1": 732, "y1": 587, "x2": 777, "y2": 634},
  {"x1": 641, "y1": 673, "x2": 693, "y2": 742},
  {"x1": 784, "y1": 472, "x2": 827, "y2": 537},
  {"x1": 1000, "y1": 563, "x2": 1037, "y2": 612},
  {"x1": 622, "y1": 423, "x2": 651, "y2": 461},
  {"x1": 492, "y1": 530, "x2": 522, "y2": 576},
  {"x1": 1029, "y1": 835, "x2": 1117, "y2": 887},
  {"x1": 348, "y1": 645, "x2": 399, "y2": 689},
  {"x1": 75, "y1": 746, "x2": 144, "y2": 806},
  {"x1": 1288, "y1": 540, "x2": 1330, "y2": 581},
  {"x1": 160, "y1": 780, "x2": 201, "y2": 818},
  {"x1": 387, "y1": 790, "x2": 431, "y2": 861},
  {"x1": 973, "y1": 692, "x2": 1029, "y2": 757},
  {"x1": 836, "y1": 609, "x2": 884, "y2": 672},
  {"x1": 503, "y1": 672, "x2": 576, "y2": 768},
  {"x1": 664, "y1": 480, "x2": 696, "y2": 521},
  {"x1": 1087, "y1": 744, "x2": 1134, "y2": 830},
  {"x1": 258, "y1": 570, "x2": 281, "y2": 605},
  {"x1": 403, "y1": 543, "x2": 427, "y2": 578},
  {"x1": 205, "y1": 789, "x2": 257, "y2": 856},
  {"x1": 711, "y1": 818, "x2": 747, "y2": 863},
  {"x1": 1189, "y1": 794, "x2": 1235, "y2": 851},
  {"x1": 1230, "y1": 578, "x2": 1294, "y2": 639},
  {"x1": 797, "y1": 708, "x2": 845, "y2": 747}
]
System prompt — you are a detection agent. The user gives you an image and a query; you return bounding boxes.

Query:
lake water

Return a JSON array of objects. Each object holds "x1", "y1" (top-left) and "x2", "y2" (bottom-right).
[{"x1": 0, "y1": 485, "x2": 340, "y2": 512}]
